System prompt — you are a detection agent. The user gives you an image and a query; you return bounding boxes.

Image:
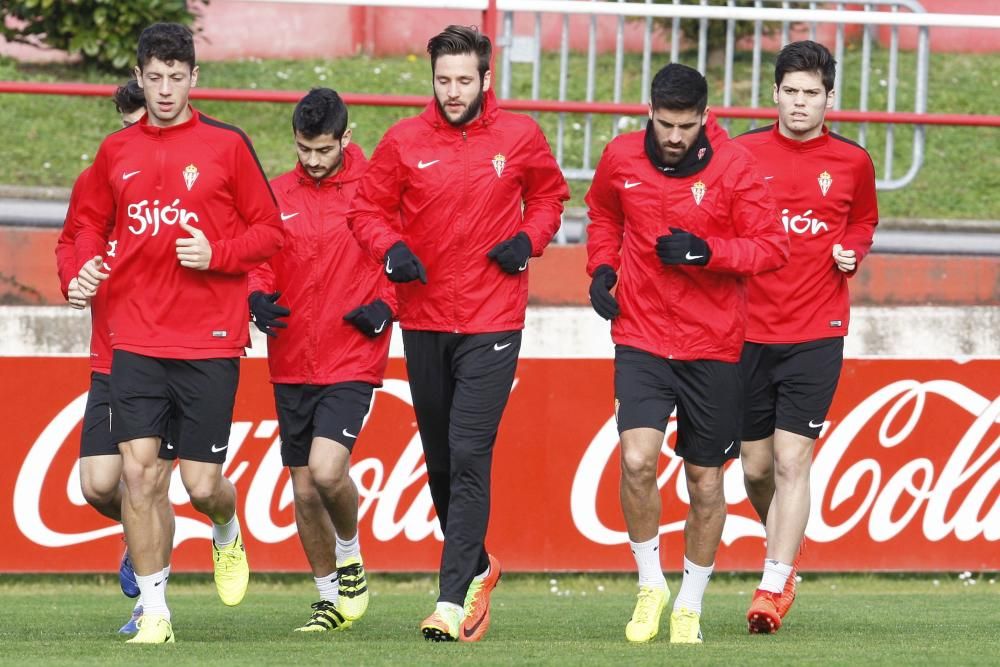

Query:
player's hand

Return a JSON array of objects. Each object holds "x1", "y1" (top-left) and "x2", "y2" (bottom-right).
[
  {"x1": 67, "y1": 277, "x2": 90, "y2": 310},
  {"x1": 589, "y1": 265, "x2": 620, "y2": 320},
  {"x1": 487, "y1": 231, "x2": 533, "y2": 274},
  {"x1": 344, "y1": 298, "x2": 393, "y2": 338},
  {"x1": 176, "y1": 220, "x2": 212, "y2": 270},
  {"x1": 384, "y1": 241, "x2": 427, "y2": 284},
  {"x1": 76, "y1": 256, "x2": 108, "y2": 295},
  {"x1": 248, "y1": 290, "x2": 290, "y2": 337},
  {"x1": 656, "y1": 227, "x2": 711, "y2": 266},
  {"x1": 832, "y1": 243, "x2": 857, "y2": 273}
]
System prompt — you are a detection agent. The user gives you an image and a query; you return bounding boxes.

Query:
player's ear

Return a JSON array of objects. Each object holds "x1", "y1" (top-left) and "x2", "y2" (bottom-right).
[
  {"x1": 772, "y1": 82, "x2": 779, "y2": 105},
  {"x1": 701, "y1": 106, "x2": 710, "y2": 126},
  {"x1": 647, "y1": 102, "x2": 653, "y2": 121},
  {"x1": 825, "y1": 88, "x2": 835, "y2": 109},
  {"x1": 190, "y1": 65, "x2": 199, "y2": 89},
  {"x1": 341, "y1": 128, "x2": 352, "y2": 150},
  {"x1": 135, "y1": 65, "x2": 143, "y2": 88},
  {"x1": 482, "y1": 69, "x2": 492, "y2": 93}
]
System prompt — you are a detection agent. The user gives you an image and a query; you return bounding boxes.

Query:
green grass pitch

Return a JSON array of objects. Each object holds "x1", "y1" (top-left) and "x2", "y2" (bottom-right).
[{"x1": 1, "y1": 573, "x2": 998, "y2": 665}]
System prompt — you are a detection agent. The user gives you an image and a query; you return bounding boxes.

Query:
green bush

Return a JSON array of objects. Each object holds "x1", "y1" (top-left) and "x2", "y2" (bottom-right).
[{"x1": 1, "y1": 0, "x2": 209, "y2": 71}]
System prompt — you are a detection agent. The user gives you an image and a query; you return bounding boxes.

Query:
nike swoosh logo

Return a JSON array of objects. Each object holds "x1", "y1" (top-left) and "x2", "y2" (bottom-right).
[
  {"x1": 494, "y1": 342, "x2": 512, "y2": 351},
  {"x1": 624, "y1": 180, "x2": 641, "y2": 189},
  {"x1": 281, "y1": 212, "x2": 299, "y2": 221},
  {"x1": 808, "y1": 419, "x2": 825, "y2": 429},
  {"x1": 385, "y1": 257, "x2": 393, "y2": 274},
  {"x1": 724, "y1": 440, "x2": 735, "y2": 454},
  {"x1": 374, "y1": 320, "x2": 387, "y2": 334},
  {"x1": 685, "y1": 252, "x2": 705, "y2": 261},
  {"x1": 154, "y1": 578, "x2": 164, "y2": 587},
  {"x1": 342, "y1": 428, "x2": 357, "y2": 439},
  {"x1": 518, "y1": 259, "x2": 528, "y2": 272},
  {"x1": 764, "y1": 176, "x2": 775, "y2": 180},
  {"x1": 166, "y1": 443, "x2": 174, "y2": 450},
  {"x1": 417, "y1": 160, "x2": 440, "y2": 169},
  {"x1": 463, "y1": 610, "x2": 488, "y2": 639},
  {"x1": 122, "y1": 170, "x2": 141, "y2": 180},
  {"x1": 210, "y1": 443, "x2": 228, "y2": 453}
]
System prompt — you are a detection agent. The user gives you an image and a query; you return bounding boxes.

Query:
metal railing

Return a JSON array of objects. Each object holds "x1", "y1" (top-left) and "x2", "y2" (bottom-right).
[{"x1": 495, "y1": 0, "x2": 936, "y2": 190}]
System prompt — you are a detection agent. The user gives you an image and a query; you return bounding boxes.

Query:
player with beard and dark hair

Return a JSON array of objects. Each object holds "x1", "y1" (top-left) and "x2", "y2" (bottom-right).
[
  {"x1": 734, "y1": 40, "x2": 878, "y2": 635},
  {"x1": 586, "y1": 62, "x2": 788, "y2": 645},
  {"x1": 72, "y1": 21, "x2": 283, "y2": 644},
  {"x1": 248, "y1": 87, "x2": 394, "y2": 633},
  {"x1": 348, "y1": 24, "x2": 569, "y2": 643}
]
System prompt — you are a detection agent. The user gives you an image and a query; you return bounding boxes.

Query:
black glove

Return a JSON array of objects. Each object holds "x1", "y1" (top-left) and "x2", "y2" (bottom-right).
[
  {"x1": 589, "y1": 265, "x2": 620, "y2": 320},
  {"x1": 344, "y1": 298, "x2": 393, "y2": 338},
  {"x1": 249, "y1": 291, "x2": 290, "y2": 337},
  {"x1": 487, "y1": 231, "x2": 533, "y2": 274},
  {"x1": 384, "y1": 241, "x2": 427, "y2": 284},
  {"x1": 656, "y1": 227, "x2": 711, "y2": 266}
]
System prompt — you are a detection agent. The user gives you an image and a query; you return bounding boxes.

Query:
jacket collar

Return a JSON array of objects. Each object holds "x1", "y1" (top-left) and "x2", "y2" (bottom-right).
[
  {"x1": 293, "y1": 142, "x2": 367, "y2": 187},
  {"x1": 420, "y1": 87, "x2": 499, "y2": 132},
  {"x1": 138, "y1": 106, "x2": 199, "y2": 137},
  {"x1": 769, "y1": 122, "x2": 831, "y2": 152},
  {"x1": 644, "y1": 120, "x2": 714, "y2": 178}
]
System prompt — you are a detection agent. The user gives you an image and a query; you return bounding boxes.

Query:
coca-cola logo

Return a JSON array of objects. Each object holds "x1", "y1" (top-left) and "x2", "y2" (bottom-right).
[
  {"x1": 13, "y1": 379, "x2": 441, "y2": 549},
  {"x1": 10, "y1": 372, "x2": 999, "y2": 567},
  {"x1": 569, "y1": 379, "x2": 1000, "y2": 547}
]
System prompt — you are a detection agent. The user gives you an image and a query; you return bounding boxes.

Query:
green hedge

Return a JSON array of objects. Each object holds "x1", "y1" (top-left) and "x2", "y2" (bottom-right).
[{"x1": 1, "y1": 0, "x2": 208, "y2": 71}]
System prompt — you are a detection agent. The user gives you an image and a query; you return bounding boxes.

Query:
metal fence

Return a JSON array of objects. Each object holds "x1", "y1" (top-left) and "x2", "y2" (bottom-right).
[{"x1": 494, "y1": 0, "x2": 932, "y2": 190}]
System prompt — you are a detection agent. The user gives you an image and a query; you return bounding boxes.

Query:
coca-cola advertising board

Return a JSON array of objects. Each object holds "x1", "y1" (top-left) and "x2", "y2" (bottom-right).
[{"x1": 2, "y1": 357, "x2": 997, "y2": 572}]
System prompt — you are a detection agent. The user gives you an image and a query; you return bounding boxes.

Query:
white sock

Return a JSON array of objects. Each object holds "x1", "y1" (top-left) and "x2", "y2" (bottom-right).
[
  {"x1": 629, "y1": 536, "x2": 667, "y2": 590},
  {"x1": 136, "y1": 571, "x2": 170, "y2": 619},
  {"x1": 628, "y1": 535, "x2": 667, "y2": 590},
  {"x1": 759, "y1": 559, "x2": 793, "y2": 594},
  {"x1": 673, "y1": 556, "x2": 713, "y2": 614},
  {"x1": 213, "y1": 513, "x2": 240, "y2": 547},
  {"x1": 335, "y1": 532, "x2": 361, "y2": 564},
  {"x1": 436, "y1": 601, "x2": 463, "y2": 618},
  {"x1": 315, "y1": 571, "x2": 340, "y2": 604}
]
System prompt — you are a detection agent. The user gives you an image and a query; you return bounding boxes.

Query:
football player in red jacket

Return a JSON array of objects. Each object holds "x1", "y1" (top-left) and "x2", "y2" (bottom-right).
[
  {"x1": 59, "y1": 80, "x2": 176, "y2": 635},
  {"x1": 348, "y1": 26, "x2": 569, "y2": 642},
  {"x1": 734, "y1": 41, "x2": 878, "y2": 635},
  {"x1": 248, "y1": 88, "x2": 394, "y2": 633},
  {"x1": 586, "y1": 63, "x2": 788, "y2": 645},
  {"x1": 72, "y1": 23, "x2": 283, "y2": 644}
]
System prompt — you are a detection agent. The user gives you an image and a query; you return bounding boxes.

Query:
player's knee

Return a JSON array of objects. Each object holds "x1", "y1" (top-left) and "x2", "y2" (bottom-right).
[
  {"x1": 120, "y1": 459, "x2": 160, "y2": 497},
  {"x1": 80, "y1": 478, "x2": 116, "y2": 511},
  {"x1": 184, "y1": 478, "x2": 220, "y2": 509},
  {"x1": 310, "y1": 464, "x2": 350, "y2": 496},
  {"x1": 742, "y1": 460, "x2": 774, "y2": 488},
  {"x1": 620, "y1": 448, "x2": 657, "y2": 484}
]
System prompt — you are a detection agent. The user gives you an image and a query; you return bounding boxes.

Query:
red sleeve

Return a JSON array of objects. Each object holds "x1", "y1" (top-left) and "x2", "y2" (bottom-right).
[
  {"x1": 73, "y1": 144, "x2": 115, "y2": 272},
  {"x1": 841, "y1": 152, "x2": 879, "y2": 276},
  {"x1": 247, "y1": 258, "x2": 276, "y2": 295},
  {"x1": 705, "y1": 157, "x2": 789, "y2": 276},
  {"x1": 55, "y1": 170, "x2": 89, "y2": 298},
  {"x1": 519, "y1": 126, "x2": 570, "y2": 256},
  {"x1": 585, "y1": 145, "x2": 625, "y2": 275},
  {"x1": 208, "y1": 139, "x2": 283, "y2": 274},
  {"x1": 376, "y1": 275, "x2": 398, "y2": 317},
  {"x1": 347, "y1": 135, "x2": 405, "y2": 264}
]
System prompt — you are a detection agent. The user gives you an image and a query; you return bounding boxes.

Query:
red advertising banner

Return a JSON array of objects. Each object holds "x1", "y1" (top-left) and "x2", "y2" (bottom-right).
[{"x1": 2, "y1": 357, "x2": 998, "y2": 573}]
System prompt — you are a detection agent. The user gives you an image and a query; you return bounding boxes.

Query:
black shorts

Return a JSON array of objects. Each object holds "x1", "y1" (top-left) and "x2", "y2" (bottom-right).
[
  {"x1": 274, "y1": 382, "x2": 375, "y2": 467},
  {"x1": 81, "y1": 372, "x2": 116, "y2": 458},
  {"x1": 614, "y1": 345, "x2": 742, "y2": 467},
  {"x1": 110, "y1": 350, "x2": 239, "y2": 464},
  {"x1": 740, "y1": 337, "x2": 844, "y2": 441}
]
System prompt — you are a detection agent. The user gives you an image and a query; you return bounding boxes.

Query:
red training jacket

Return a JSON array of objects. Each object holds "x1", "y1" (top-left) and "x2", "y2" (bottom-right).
[
  {"x1": 249, "y1": 144, "x2": 395, "y2": 386},
  {"x1": 586, "y1": 131, "x2": 789, "y2": 362},
  {"x1": 73, "y1": 108, "x2": 283, "y2": 359},
  {"x1": 55, "y1": 167, "x2": 114, "y2": 374},
  {"x1": 347, "y1": 90, "x2": 569, "y2": 334},
  {"x1": 734, "y1": 124, "x2": 879, "y2": 343}
]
